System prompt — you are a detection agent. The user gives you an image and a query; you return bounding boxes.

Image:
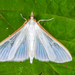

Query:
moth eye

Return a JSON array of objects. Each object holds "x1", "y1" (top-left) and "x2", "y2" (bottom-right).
[
  {"x1": 29, "y1": 16, "x2": 31, "y2": 19},
  {"x1": 33, "y1": 16, "x2": 35, "y2": 19}
]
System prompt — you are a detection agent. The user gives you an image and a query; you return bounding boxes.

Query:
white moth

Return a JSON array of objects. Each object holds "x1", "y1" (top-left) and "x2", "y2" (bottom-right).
[{"x1": 0, "y1": 12, "x2": 72, "y2": 64}]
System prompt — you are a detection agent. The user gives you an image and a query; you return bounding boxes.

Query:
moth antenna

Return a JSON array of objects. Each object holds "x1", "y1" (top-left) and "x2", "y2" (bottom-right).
[
  {"x1": 20, "y1": 14, "x2": 27, "y2": 22},
  {"x1": 38, "y1": 17, "x2": 54, "y2": 23}
]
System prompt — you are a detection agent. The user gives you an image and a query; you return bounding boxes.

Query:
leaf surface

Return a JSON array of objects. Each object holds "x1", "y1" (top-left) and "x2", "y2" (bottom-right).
[{"x1": 0, "y1": 0, "x2": 75, "y2": 75}]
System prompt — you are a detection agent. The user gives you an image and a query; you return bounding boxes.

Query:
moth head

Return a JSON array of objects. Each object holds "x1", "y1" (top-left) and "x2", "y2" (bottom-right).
[{"x1": 29, "y1": 12, "x2": 35, "y2": 20}]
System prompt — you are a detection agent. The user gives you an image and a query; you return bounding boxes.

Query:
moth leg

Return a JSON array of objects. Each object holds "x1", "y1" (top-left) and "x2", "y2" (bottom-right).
[
  {"x1": 20, "y1": 14, "x2": 27, "y2": 22},
  {"x1": 38, "y1": 17, "x2": 54, "y2": 23}
]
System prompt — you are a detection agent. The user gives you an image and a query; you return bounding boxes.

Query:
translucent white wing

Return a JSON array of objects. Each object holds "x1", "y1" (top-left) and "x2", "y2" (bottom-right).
[
  {"x1": 35, "y1": 24, "x2": 56, "y2": 62},
  {"x1": 35, "y1": 24, "x2": 72, "y2": 63},
  {"x1": 0, "y1": 41, "x2": 11, "y2": 61},
  {"x1": 35, "y1": 38, "x2": 49, "y2": 61},
  {"x1": 13, "y1": 38, "x2": 28, "y2": 61},
  {"x1": 0, "y1": 22, "x2": 29, "y2": 61},
  {"x1": 43, "y1": 31, "x2": 72, "y2": 63}
]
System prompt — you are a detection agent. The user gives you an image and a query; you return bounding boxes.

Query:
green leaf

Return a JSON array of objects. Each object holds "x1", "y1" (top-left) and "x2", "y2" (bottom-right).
[{"x1": 0, "y1": 0, "x2": 75, "y2": 75}]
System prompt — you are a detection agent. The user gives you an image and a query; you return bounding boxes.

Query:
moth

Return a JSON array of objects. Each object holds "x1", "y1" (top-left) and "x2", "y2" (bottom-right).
[{"x1": 0, "y1": 12, "x2": 72, "y2": 64}]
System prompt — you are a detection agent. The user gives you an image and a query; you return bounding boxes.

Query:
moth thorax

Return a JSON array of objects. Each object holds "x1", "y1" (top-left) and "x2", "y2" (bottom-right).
[{"x1": 31, "y1": 17, "x2": 33, "y2": 20}]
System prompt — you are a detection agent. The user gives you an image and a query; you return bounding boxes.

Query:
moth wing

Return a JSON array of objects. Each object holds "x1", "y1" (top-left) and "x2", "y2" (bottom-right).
[
  {"x1": 35, "y1": 23, "x2": 56, "y2": 62},
  {"x1": 44, "y1": 31, "x2": 72, "y2": 63},
  {"x1": 35, "y1": 38, "x2": 49, "y2": 61},
  {"x1": 35, "y1": 23, "x2": 72, "y2": 63},
  {"x1": 13, "y1": 38, "x2": 28, "y2": 61},
  {"x1": 0, "y1": 22, "x2": 29, "y2": 61}
]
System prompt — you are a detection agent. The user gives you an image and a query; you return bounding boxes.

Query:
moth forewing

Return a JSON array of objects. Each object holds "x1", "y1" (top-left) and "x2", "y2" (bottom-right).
[
  {"x1": 36, "y1": 21, "x2": 72, "y2": 63},
  {"x1": 35, "y1": 24, "x2": 56, "y2": 61}
]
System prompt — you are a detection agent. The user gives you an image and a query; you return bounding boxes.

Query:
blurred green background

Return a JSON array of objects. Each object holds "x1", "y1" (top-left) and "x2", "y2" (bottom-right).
[{"x1": 0, "y1": 0, "x2": 75, "y2": 75}]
